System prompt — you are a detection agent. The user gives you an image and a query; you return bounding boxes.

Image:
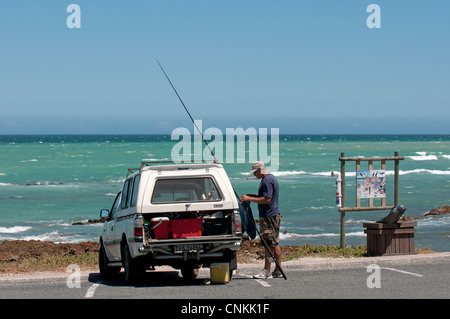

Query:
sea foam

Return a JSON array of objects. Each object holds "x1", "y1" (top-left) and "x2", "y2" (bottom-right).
[
  {"x1": 272, "y1": 171, "x2": 307, "y2": 177},
  {"x1": 279, "y1": 231, "x2": 365, "y2": 240},
  {"x1": 240, "y1": 169, "x2": 450, "y2": 177},
  {"x1": 408, "y1": 152, "x2": 438, "y2": 161},
  {"x1": 0, "y1": 226, "x2": 32, "y2": 234},
  {"x1": 0, "y1": 183, "x2": 12, "y2": 186},
  {"x1": 408, "y1": 155, "x2": 438, "y2": 161}
]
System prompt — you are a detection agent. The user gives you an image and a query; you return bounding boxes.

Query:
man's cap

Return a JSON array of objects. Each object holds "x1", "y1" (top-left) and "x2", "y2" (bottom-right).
[{"x1": 250, "y1": 161, "x2": 268, "y2": 174}]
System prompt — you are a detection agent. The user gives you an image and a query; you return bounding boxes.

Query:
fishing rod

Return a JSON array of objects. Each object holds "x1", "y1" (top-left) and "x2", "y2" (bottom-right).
[
  {"x1": 157, "y1": 60, "x2": 218, "y2": 164},
  {"x1": 157, "y1": 61, "x2": 287, "y2": 280}
]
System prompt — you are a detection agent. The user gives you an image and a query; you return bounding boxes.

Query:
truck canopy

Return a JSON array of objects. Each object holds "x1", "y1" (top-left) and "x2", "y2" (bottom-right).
[{"x1": 133, "y1": 163, "x2": 239, "y2": 214}]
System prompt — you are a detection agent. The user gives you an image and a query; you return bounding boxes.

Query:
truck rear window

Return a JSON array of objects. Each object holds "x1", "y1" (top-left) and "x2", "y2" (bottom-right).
[{"x1": 151, "y1": 177, "x2": 222, "y2": 203}]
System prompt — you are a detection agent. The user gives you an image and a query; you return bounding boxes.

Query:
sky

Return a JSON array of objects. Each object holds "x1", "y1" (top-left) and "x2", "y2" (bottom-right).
[{"x1": 0, "y1": 1, "x2": 449, "y2": 134}]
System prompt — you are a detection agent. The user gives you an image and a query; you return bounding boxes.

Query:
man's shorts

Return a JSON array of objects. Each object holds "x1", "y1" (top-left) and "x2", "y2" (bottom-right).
[{"x1": 259, "y1": 214, "x2": 281, "y2": 246}]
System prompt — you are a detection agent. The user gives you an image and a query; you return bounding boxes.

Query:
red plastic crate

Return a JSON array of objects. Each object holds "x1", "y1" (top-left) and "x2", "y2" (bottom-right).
[
  {"x1": 170, "y1": 218, "x2": 202, "y2": 238},
  {"x1": 151, "y1": 218, "x2": 170, "y2": 239}
]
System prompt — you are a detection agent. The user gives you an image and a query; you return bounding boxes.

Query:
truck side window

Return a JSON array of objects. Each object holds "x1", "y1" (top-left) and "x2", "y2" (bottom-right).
[
  {"x1": 110, "y1": 192, "x2": 121, "y2": 220},
  {"x1": 121, "y1": 179, "x2": 131, "y2": 209},
  {"x1": 130, "y1": 175, "x2": 140, "y2": 207}
]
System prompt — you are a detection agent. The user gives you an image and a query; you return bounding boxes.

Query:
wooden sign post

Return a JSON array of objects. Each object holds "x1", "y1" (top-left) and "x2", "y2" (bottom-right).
[{"x1": 338, "y1": 152, "x2": 404, "y2": 248}]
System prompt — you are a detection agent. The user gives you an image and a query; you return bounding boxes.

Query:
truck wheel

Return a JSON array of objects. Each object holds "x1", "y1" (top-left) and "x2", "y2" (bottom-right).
[
  {"x1": 122, "y1": 242, "x2": 144, "y2": 283},
  {"x1": 99, "y1": 244, "x2": 120, "y2": 280},
  {"x1": 226, "y1": 251, "x2": 237, "y2": 279},
  {"x1": 229, "y1": 253, "x2": 237, "y2": 279},
  {"x1": 181, "y1": 266, "x2": 199, "y2": 281}
]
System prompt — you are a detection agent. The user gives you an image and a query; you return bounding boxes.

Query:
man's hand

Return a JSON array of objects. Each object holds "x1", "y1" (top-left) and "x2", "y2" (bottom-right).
[{"x1": 240, "y1": 195, "x2": 250, "y2": 202}]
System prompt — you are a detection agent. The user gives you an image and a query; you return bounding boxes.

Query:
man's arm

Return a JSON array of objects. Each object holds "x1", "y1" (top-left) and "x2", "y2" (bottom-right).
[{"x1": 240, "y1": 194, "x2": 271, "y2": 204}]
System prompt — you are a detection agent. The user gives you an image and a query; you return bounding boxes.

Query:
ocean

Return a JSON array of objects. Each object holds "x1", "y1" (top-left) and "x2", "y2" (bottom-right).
[{"x1": 0, "y1": 134, "x2": 449, "y2": 252}]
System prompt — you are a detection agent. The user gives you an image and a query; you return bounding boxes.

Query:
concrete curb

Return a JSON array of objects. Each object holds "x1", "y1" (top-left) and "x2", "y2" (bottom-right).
[{"x1": 236, "y1": 252, "x2": 450, "y2": 271}]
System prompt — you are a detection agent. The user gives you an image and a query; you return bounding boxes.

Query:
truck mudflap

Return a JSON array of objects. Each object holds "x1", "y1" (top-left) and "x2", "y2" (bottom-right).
[{"x1": 138, "y1": 235, "x2": 241, "y2": 261}]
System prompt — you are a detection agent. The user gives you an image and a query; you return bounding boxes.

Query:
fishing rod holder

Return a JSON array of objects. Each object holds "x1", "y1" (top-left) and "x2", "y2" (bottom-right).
[{"x1": 331, "y1": 171, "x2": 342, "y2": 208}]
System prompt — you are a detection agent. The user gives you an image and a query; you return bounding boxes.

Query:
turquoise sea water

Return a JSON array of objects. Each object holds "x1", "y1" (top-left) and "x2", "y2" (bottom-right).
[{"x1": 0, "y1": 135, "x2": 449, "y2": 252}]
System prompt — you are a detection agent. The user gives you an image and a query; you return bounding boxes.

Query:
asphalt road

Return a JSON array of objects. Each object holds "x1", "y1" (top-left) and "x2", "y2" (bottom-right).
[{"x1": 1, "y1": 253, "x2": 449, "y2": 302}]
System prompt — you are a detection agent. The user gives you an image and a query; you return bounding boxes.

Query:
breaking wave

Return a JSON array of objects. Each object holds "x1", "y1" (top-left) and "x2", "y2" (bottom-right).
[
  {"x1": 242, "y1": 169, "x2": 450, "y2": 177},
  {"x1": 272, "y1": 171, "x2": 307, "y2": 177},
  {"x1": 280, "y1": 231, "x2": 365, "y2": 240},
  {"x1": 0, "y1": 226, "x2": 32, "y2": 234},
  {"x1": 398, "y1": 169, "x2": 450, "y2": 175},
  {"x1": 408, "y1": 155, "x2": 438, "y2": 161}
]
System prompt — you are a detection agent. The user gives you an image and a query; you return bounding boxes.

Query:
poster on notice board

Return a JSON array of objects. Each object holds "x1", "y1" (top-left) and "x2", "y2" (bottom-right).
[{"x1": 356, "y1": 170, "x2": 386, "y2": 199}]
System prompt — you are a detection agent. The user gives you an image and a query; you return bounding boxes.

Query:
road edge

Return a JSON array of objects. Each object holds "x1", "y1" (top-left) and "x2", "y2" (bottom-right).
[{"x1": 1, "y1": 252, "x2": 449, "y2": 282}]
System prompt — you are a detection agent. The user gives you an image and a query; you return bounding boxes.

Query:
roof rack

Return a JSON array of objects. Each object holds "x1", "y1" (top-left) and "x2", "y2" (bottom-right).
[
  {"x1": 125, "y1": 160, "x2": 218, "y2": 177},
  {"x1": 139, "y1": 160, "x2": 175, "y2": 170}
]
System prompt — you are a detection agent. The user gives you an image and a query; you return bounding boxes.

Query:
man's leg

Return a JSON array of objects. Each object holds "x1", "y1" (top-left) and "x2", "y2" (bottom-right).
[
  {"x1": 273, "y1": 245, "x2": 282, "y2": 272},
  {"x1": 264, "y1": 245, "x2": 282, "y2": 272}
]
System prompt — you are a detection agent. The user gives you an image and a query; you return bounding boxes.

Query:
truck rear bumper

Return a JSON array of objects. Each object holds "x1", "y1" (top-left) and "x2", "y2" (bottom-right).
[{"x1": 138, "y1": 235, "x2": 241, "y2": 261}]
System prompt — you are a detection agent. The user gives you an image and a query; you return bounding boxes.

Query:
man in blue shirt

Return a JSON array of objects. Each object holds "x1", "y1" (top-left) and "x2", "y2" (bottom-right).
[{"x1": 241, "y1": 161, "x2": 282, "y2": 279}]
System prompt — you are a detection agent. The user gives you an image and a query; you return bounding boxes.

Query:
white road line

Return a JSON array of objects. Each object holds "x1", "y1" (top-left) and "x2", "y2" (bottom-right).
[
  {"x1": 238, "y1": 273, "x2": 271, "y2": 287},
  {"x1": 255, "y1": 279, "x2": 271, "y2": 287},
  {"x1": 380, "y1": 267, "x2": 424, "y2": 277},
  {"x1": 85, "y1": 281, "x2": 102, "y2": 298}
]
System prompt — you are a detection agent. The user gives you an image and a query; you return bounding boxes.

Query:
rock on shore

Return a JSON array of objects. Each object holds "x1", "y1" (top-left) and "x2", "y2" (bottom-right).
[
  {"x1": 72, "y1": 217, "x2": 106, "y2": 225},
  {"x1": 424, "y1": 206, "x2": 450, "y2": 216}
]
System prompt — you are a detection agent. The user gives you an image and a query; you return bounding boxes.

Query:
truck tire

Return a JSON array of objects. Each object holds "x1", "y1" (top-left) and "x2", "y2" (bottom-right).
[
  {"x1": 99, "y1": 244, "x2": 120, "y2": 280},
  {"x1": 225, "y1": 251, "x2": 237, "y2": 279},
  {"x1": 229, "y1": 252, "x2": 237, "y2": 270},
  {"x1": 122, "y1": 242, "x2": 145, "y2": 283},
  {"x1": 180, "y1": 266, "x2": 199, "y2": 281}
]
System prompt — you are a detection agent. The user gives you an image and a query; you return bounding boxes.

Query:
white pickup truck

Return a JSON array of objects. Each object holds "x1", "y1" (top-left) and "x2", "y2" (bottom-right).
[{"x1": 98, "y1": 162, "x2": 242, "y2": 283}]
